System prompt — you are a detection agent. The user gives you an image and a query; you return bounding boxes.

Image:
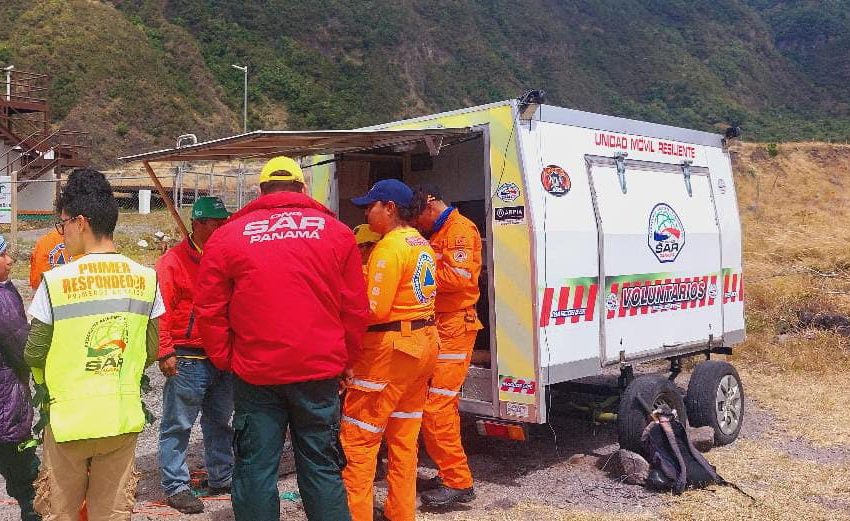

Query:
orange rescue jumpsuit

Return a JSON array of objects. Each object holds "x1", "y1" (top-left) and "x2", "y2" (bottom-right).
[
  {"x1": 422, "y1": 208, "x2": 483, "y2": 490},
  {"x1": 29, "y1": 229, "x2": 70, "y2": 289},
  {"x1": 341, "y1": 227, "x2": 439, "y2": 521}
]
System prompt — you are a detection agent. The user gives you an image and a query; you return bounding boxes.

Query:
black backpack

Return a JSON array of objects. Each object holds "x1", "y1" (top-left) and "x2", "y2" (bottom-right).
[{"x1": 640, "y1": 404, "x2": 754, "y2": 500}]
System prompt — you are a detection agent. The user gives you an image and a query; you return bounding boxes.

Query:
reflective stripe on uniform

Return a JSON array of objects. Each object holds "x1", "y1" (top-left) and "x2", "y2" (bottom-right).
[
  {"x1": 437, "y1": 352, "x2": 467, "y2": 360},
  {"x1": 389, "y1": 411, "x2": 423, "y2": 419},
  {"x1": 449, "y1": 266, "x2": 472, "y2": 279},
  {"x1": 342, "y1": 415, "x2": 384, "y2": 433},
  {"x1": 429, "y1": 387, "x2": 459, "y2": 397},
  {"x1": 52, "y1": 298, "x2": 153, "y2": 321},
  {"x1": 351, "y1": 378, "x2": 387, "y2": 391}
]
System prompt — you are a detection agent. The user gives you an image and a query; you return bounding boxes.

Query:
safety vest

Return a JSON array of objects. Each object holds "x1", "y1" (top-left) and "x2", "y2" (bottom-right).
[{"x1": 42, "y1": 253, "x2": 157, "y2": 442}]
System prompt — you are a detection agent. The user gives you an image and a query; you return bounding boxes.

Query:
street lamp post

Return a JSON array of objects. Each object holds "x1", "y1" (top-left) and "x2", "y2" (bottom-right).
[{"x1": 231, "y1": 64, "x2": 248, "y2": 133}]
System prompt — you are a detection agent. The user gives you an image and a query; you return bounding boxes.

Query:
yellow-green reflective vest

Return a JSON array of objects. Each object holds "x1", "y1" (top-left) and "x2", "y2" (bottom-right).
[{"x1": 43, "y1": 253, "x2": 157, "y2": 442}]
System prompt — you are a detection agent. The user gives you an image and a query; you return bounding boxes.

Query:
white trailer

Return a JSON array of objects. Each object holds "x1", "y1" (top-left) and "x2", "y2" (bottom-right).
[{"x1": 123, "y1": 96, "x2": 746, "y2": 450}]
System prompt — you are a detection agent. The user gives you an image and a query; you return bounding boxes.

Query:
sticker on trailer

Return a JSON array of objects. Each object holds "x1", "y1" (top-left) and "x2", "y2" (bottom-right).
[
  {"x1": 505, "y1": 402, "x2": 530, "y2": 418},
  {"x1": 496, "y1": 182, "x2": 521, "y2": 202},
  {"x1": 541, "y1": 165, "x2": 571, "y2": 197},
  {"x1": 538, "y1": 278, "x2": 599, "y2": 327},
  {"x1": 604, "y1": 272, "x2": 720, "y2": 318},
  {"x1": 494, "y1": 205, "x2": 525, "y2": 225},
  {"x1": 648, "y1": 203, "x2": 685, "y2": 263},
  {"x1": 722, "y1": 268, "x2": 744, "y2": 303},
  {"x1": 499, "y1": 375, "x2": 536, "y2": 395}
]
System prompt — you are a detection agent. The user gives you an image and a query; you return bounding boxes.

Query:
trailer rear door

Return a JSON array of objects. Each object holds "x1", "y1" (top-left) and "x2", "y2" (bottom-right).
[{"x1": 586, "y1": 155, "x2": 723, "y2": 363}]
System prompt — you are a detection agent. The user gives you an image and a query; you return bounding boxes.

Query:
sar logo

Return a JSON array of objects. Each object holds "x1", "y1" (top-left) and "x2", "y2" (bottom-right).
[
  {"x1": 84, "y1": 315, "x2": 129, "y2": 374},
  {"x1": 412, "y1": 252, "x2": 437, "y2": 304},
  {"x1": 648, "y1": 203, "x2": 685, "y2": 263},
  {"x1": 541, "y1": 165, "x2": 571, "y2": 197},
  {"x1": 496, "y1": 182, "x2": 521, "y2": 202}
]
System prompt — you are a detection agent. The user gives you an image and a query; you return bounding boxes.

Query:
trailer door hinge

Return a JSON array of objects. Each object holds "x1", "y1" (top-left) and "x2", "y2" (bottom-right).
[
  {"x1": 615, "y1": 153, "x2": 628, "y2": 194},
  {"x1": 681, "y1": 160, "x2": 693, "y2": 197}
]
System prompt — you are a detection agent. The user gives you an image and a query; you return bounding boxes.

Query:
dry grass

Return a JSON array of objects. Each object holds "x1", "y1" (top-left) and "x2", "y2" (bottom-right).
[{"x1": 730, "y1": 142, "x2": 850, "y2": 375}]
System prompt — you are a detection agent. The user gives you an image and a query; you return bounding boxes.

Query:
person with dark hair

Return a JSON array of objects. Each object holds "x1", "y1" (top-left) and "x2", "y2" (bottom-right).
[
  {"x1": 342, "y1": 179, "x2": 439, "y2": 521},
  {"x1": 24, "y1": 168, "x2": 164, "y2": 520},
  {"x1": 0, "y1": 234, "x2": 41, "y2": 521},
  {"x1": 412, "y1": 184, "x2": 482, "y2": 507},
  {"x1": 195, "y1": 156, "x2": 369, "y2": 521},
  {"x1": 156, "y1": 196, "x2": 233, "y2": 514}
]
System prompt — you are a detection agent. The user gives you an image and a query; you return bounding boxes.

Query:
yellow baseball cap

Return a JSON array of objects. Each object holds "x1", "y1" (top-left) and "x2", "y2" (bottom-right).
[
  {"x1": 259, "y1": 156, "x2": 305, "y2": 184},
  {"x1": 353, "y1": 224, "x2": 382, "y2": 245}
]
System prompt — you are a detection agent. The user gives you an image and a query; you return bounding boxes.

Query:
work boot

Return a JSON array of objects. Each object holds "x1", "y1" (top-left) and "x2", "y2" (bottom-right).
[
  {"x1": 420, "y1": 485, "x2": 475, "y2": 507},
  {"x1": 207, "y1": 484, "x2": 231, "y2": 496},
  {"x1": 416, "y1": 475, "x2": 442, "y2": 492},
  {"x1": 166, "y1": 490, "x2": 204, "y2": 514}
]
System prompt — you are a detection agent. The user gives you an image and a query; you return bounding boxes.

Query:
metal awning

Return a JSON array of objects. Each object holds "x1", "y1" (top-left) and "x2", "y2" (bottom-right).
[{"x1": 119, "y1": 128, "x2": 477, "y2": 163}]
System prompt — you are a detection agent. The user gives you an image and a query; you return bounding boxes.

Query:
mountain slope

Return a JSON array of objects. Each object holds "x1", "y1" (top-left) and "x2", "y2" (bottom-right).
[{"x1": 3, "y1": 0, "x2": 850, "y2": 164}]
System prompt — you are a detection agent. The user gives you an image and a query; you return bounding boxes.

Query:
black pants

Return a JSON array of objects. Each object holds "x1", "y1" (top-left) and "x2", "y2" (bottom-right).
[
  {"x1": 232, "y1": 376, "x2": 349, "y2": 521},
  {"x1": 0, "y1": 442, "x2": 40, "y2": 521}
]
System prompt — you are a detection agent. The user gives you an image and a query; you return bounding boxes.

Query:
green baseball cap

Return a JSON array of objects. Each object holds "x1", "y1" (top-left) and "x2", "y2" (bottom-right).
[{"x1": 192, "y1": 196, "x2": 230, "y2": 220}]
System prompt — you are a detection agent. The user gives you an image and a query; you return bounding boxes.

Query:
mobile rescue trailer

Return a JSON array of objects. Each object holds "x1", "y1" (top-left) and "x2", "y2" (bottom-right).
[{"x1": 122, "y1": 96, "x2": 746, "y2": 452}]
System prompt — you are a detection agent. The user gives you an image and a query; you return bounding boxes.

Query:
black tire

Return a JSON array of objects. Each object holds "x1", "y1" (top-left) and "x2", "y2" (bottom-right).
[
  {"x1": 617, "y1": 375, "x2": 687, "y2": 454},
  {"x1": 685, "y1": 360, "x2": 744, "y2": 446}
]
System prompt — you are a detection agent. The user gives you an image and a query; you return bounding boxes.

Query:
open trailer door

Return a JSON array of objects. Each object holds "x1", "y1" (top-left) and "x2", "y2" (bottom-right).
[{"x1": 586, "y1": 155, "x2": 724, "y2": 364}]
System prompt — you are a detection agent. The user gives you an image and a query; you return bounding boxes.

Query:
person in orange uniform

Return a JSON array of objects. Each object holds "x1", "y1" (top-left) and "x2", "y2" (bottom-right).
[
  {"x1": 413, "y1": 185, "x2": 483, "y2": 507},
  {"x1": 342, "y1": 179, "x2": 439, "y2": 521},
  {"x1": 29, "y1": 229, "x2": 70, "y2": 289}
]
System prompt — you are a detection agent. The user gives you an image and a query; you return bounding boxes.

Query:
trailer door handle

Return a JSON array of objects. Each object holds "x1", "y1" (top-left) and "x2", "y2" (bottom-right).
[
  {"x1": 681, "y1": 161, "x2": 693, "y2": 197},
  {"x1": 615, "y1": 153, "x2": 628, "y2": 194}
]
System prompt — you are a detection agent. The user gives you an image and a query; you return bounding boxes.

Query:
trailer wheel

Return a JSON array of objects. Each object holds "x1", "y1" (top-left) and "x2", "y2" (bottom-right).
[
  {"x1": 617, "y1": 375, "x2": 687, "y2": 454},
  {"x1": 685, "y1": 361, "x2": 744, "y2": 446}
]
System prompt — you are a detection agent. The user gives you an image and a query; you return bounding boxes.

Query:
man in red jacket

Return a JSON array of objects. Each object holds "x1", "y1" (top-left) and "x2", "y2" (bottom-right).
[
  {"x1": 156, "y1": 196, "x2": 232, "y2": 514},
  {"x1": 195, "y1": 156, "x2": 369, "y2": 521}
]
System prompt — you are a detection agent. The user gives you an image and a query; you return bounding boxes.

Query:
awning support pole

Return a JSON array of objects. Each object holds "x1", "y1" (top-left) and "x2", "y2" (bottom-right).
[{"x1": 143, "y1": 160, "x2": 189, "y2": 240}]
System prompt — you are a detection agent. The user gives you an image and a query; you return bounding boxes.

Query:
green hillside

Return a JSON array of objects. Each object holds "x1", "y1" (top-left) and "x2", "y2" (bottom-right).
[{"x1": 2, "y1": 0, "x2": 850, "y2": 164}]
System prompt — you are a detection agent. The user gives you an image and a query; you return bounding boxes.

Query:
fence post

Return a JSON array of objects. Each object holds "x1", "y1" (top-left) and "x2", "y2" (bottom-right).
[
  {"x1": 237, "y1": 169, "x2": 245, "y2": 208},
  {"x1": 10, "y1": 169, "x2": 17, "y2": 252}
]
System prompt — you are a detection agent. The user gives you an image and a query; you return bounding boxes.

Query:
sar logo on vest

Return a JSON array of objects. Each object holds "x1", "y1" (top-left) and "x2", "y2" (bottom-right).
[
  {"x1": 412, "y1": 252, "x2": 437, "y2": 304},
  {"x1": 85, "y1": 315, "x2": 129, "y2": 374},
  {"x1": 49, "y1": 243, "x2": 67, "y2": 267}
]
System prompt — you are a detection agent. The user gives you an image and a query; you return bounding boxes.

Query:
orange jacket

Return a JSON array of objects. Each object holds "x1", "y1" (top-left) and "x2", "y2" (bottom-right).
[
  {"x1": 366, "y1": 227, "x2": 437, "y2": 324},
  {"x1": 29, "y1": 229, "x2": 70, "y2": 289},
  {"x1": 429, "y1": 208, "x2": 482, "y2": 313}
]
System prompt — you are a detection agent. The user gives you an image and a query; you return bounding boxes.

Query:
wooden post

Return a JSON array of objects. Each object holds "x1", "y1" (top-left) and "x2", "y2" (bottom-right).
[{"x1": 142, "y1": 161, "x2": 189, "y2": 240}]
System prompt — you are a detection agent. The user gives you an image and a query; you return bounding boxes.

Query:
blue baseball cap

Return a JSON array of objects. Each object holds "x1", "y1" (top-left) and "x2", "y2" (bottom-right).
[
  {"x1": 0, "y1": 234, "x2": 6, "y2": 255},
  {"x1": 352, "y1": 179, "x2": 414, "y2": 208}
]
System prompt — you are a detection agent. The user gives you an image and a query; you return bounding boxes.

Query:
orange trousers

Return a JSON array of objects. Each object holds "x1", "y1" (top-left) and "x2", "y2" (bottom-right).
[
  {"x1": 422, "y1": 309, "x2": 481, "y2": 490},
  {"x1": 341, "y1": 325, "x2": 438, "y2": 521}
]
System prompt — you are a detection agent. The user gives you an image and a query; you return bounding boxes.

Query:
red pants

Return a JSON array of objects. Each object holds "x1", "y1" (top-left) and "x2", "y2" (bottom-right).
[
  {"x1": 422, "y1": 309, "x2": 481, "y2": 489},
  {"x1": 341, "y1": 325, "x2": 438, "y2": 521}
]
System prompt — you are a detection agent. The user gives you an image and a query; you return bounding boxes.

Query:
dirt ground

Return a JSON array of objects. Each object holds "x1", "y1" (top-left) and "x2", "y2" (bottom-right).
[
  {"x1": 2, "y1": 142, "x2": 850, "y2": 519},
  {"x1": 0, "y1": 323, "x2": 847, "y2": 520}
]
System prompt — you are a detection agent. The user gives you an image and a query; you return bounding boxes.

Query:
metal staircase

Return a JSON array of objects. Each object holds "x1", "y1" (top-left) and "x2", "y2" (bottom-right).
[{"x1": 0, "y1": 67, "x2": 89, "y2": 190}]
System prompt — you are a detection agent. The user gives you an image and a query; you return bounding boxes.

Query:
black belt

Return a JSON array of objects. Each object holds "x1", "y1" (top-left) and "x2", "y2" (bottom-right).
[{"x1": 367, "y1": 317, "x2": 435, "y2": 333}]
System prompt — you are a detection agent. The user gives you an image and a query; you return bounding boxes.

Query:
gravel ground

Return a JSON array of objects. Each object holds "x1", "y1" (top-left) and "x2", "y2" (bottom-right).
[{"x1": 0, "y1": 278, "x2": 845, "y2": 520}]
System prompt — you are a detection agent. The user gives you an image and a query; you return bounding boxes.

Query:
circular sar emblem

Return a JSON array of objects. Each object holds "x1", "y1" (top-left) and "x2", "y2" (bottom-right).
[
  {"x1": 648, "y1": 203, "x2": 685, "y2": 263},
  {"x1": 541, "y1": 165, "x2": 571, "y2": 197},
  {"x1": 412, "y1": 252, "x2": 437, "y2": 304}
]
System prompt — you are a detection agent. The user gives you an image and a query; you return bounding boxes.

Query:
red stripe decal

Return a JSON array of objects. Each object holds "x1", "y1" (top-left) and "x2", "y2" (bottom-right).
[
  {"x1": 730, "y1": 274, "x2": 738, "y2": 303},
  {"x1": 540, "y1": 287, "x2": 555, "y2": 327},
  {"x1": 585, "y1": 284, "x2": 598, "y2": 321},
  {"x1": 555, "y1": 287, "x2": 570, "y2": 325},
  {"x1": 571, "y1": 285, "x2": 585, "y2": 323}
]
